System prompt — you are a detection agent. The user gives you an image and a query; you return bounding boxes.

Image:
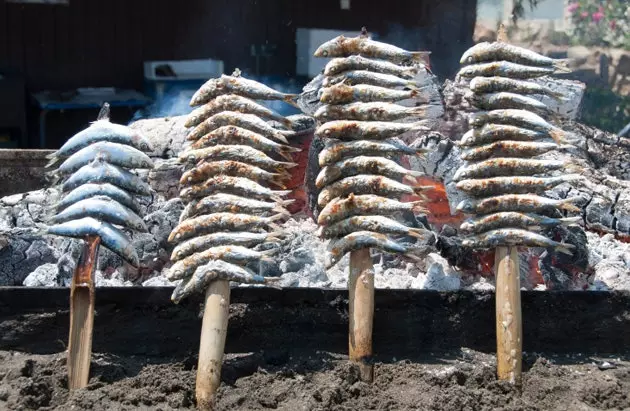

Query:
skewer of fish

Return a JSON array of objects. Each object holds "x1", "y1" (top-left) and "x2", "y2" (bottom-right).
[
  {"x1": 313, "y1": 28, "x2": 436, "y2": 383},
  {"x1": 43, "y1": 103, "x2": 154, "y2": 391},
  {"x1": 172, "y1": 70, "x2": 299, "y2": 408}
]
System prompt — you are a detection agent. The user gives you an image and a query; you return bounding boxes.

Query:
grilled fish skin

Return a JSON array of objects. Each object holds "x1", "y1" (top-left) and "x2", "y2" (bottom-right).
[
  {"x1": 316, "y1": 156, "x2": 423, "y2": 189},
  {"x1": 456, "y1": 194, "x2": 581, "y2": 215},
  {"x1": 460, "y1": 42, "x2": 570, "y2": 71},
  {"x1": 179, "y1": 175, "x2": 290, "y2": 202},
  {"x1": 179, "y1": 160, "x2": 287, "y2": 187},
  {"x1": 465, "y1": 90, "x2": 553, "y2": 115},
  {"x1": 51, "y1": 196, "x2": 147, "y2": 231},
  {"x1": 461, "y1": 228, "x2": 574, "y2": 255},
  {"x1": 190, "y1": 73, "x2": 298, "y2": 107},
  {"x1": 315, "y1": 120, "x2": 431, "y2": 141},
  {"x1": 318, "y1": 215, "x2": 429, "y2": 240},
  {"x1": 452, "y1": 158, "x2": 566, "y2": 181},
  {"x1": 178, "y1": 145, "x2": 296, "y2": 173},
  {"x1": 317, "y1": 175, "x2": 428, "y2": 207},
  {"x1": 168, "y1": 212, "x2": 284, "y2": 243},
  {"x1": 460, "y1": 140, "x2": 560, "y2": 162},
  {"x1": 456, "y1": 175, "x2": 583, "y2": 197},
  {"x1": 323, "y1": 70, "x2": 420, "y2": 89},
  {"x1": 314, "y1": 35, "x2": 430, "y2": 64},
  {"x1": 46, "y1": 120, "x2": 152, "y2": 167},
  {"x1": 56, "y1": 141, "x2": 154, "y2": 175},
  {"x1": 324, "y1": 55, "x2": 420, "y2": 78},
  {"x1": 61, "y1": 158, "x2": 151, "y2": 196},
  {"x1": 458, "y1": 124, "x2": 551, "y2": 147},
  {"x1": 178, "y1": 193, "x2": 291, "y2": 223},
  {"x1": 54, "y1": 183, "x2": 142, "y2": 214},
  {"x1": 457, "y1": 61, "x2": 560, "y2": 79},
  {"x1": 185, "y1": 94, "x2": 293, "y2": 128},
  {"x1": 187, "y1": 111, "x2": 292, "y2": 143},
  {"x1": 320, "y1": 83, "x2": 424, "y2": 105},
  {"x1": 319, "y1": 139, "x2": 426, "y2": 167},
  {"x1": 171, "y1": 231, "x2": 280, "y2": 261},
  {"x1": 460, "y1": 212, "x2": 582, "y2": 234},
  {"x1": 469, "y1": 76, "x2": 564, "y2": 100},
  {"x1": 314, "y1": 102, "x2": 441, "y2": 122},
  {"x1": 46, "y1": 217, "x2": 139, "y2": 266},
  {"x1": 317, "y1": 194, "x2": 428, "y2": 226}
]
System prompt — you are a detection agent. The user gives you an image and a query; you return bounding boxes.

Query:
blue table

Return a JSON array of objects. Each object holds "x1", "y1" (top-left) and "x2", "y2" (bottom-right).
[{"x1": 32, "y1": 89, "x2": 152, "y2": 149}]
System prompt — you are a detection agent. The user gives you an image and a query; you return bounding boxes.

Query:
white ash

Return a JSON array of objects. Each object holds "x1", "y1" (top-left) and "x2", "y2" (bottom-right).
[{"x1": 585, "y1": 232, "x2": 630, "y2": 291}]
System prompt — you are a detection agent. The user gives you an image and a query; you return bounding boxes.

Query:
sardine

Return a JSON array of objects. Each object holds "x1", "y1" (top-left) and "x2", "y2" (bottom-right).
[
  {"x1": 317, "y1": 175, "x2": 428, "y2": 207},
  {"x1": 179, "y1": 175, "x2": 290, "y2": 202},
  {"x1": 178, "y1": 145, "x2": 296, "y2": 173},
  {"x1": 314, "y1": 35, "x2": 430, "y2": 64},
  {"x1": 314, "y1": 102, "x2": 441, "y2": 122},
  {"x1": 469, "y1": 76, "x2": 564, "y2": 100},
  {"x1": 51, "y1": 196, "x2": 147, "y2": 231},
  {"x1": 324, "y1": 55, "x2": 420, "y2": 78},
  {"x1": 317, "y1": 193, "x2": 428, "y2": 226},
  {"x1": 320, "y1": 84, "x2": 424, "y2": 104},
  {"x1": 469, "y1": 109, "x2": 570, "y2": 145},
  {"x1": 168, "y1": 212, "x2": 284, "y2": 243},
  {"x1": 456, "y1": 194, "x2": 581, "y2": 215},
  {"x1": 46, "y1": 217, "x2": 139, "y2": 266},
  {"x1": 460, "y1": 42, "x2": 570, "y2": 71},
  {"x1": 457, "y1": 61, "x2": 560, "y2": 79},
  {"x1": 460, "y1": 140, "x2": 560, "y2": 162},
  {"x1": 318, "y1": 215, "x2": 428, "y2": 240},
  {"x1": 319, "y1": 139, "x2": 426, "y2": 167},
  {"x1": 460, "y1": 212, "x2": 582, "y2": 234},
  {"x1": 54, "y1": 183, "x2": 142, "y2": 214},
  {"x1": 315, "y1": 120, "x2": 431, "y2": 141},
  {"x1": 456, "y1": 174, "x2": 584, "y2": 197},
  {"x1": 461, "y1": 228, "x2": 574, "y2": 255},
  {"x1": 187, "y1": 111, "x2": 292, "y2": 143},
  {"x1": 171, "y1": 231, "x2": 281, "y2": 261},
  {"x1": 61, "y1": 158, "x2": 151, "y2": 196},
  {"x1": 316, "y1": 156, "x2": 423, "y2": 189},
  {"x1": 56, "y1": 141, "x2": 154, "y2": 175},
  {"x1": 178, "y1": 193, "x2": 291, "y2": 223},
  {"x1": 458, "y1": 124, "x2": 552, "y2": 147},
  {"x1": 179, "y1": 160, "x2": 288, "y2": 187},
  {"x1": 190, "y1": 73, "x2": 298, "y2": 107},
  {"x1": 452, "y1": 158, "x2": 566, "y2": 181},
  {"x1": 323, "y1": 70, "x2": 420, "y2": 89},
  {"x1": 167, "y1": 245, "x2": 276, "y2": 281},
  {"x1": 189, "y1": 125, "x2": 300, "y2": 161},
  {"x1": 171, "y1": 260, "x2": 270, "y2": 304},
  {"x1": 325, "y1": 230, "x2": 419, "y2": 269},
  {"x1": 46, "y1": 120, "x2": 153, "y2": 167},
  {"x1": 465, "y1": 91, "x2": 553, "y2": 115},
  {"x1": 185, "y1": 94, "x2": 293, "y2": 128}
]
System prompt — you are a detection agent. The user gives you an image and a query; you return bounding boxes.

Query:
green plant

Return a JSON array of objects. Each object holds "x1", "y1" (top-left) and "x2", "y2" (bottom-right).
[
  {"x1": 566, "y1": 0, "x2": 630, "y2": 50},
  {"x1": 510, "y1": 0, "x2": 542, "y2": 24},
  {"x1": 580, "y1": 86, "x2": 630, "y2": 133}
]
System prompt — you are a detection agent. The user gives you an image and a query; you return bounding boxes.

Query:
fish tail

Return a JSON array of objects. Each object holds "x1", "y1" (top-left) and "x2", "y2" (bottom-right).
[
  {"x1": 402, "y1": 175, "x2": 419, "y2": 185},
  {"x1": 279, "y1": 161, "x2": 298, "y2": 169},
  {"x1": 45, "y1": 170, "x2": 62, "y2": 185},
  {"x1": 408, "y1": 228, "x2": 429, "y2": 239},
  {"x1": 550, "y1": 89, "x2": 566, "y2": 101},
  {"x1": 280, "y1": 145, "x2": 302, "y2": 154},
  {"x1": 260, "y1": 247, "x2": 279, "y2": 258},
  {"x1": 565, "y1": 163, "x2": 585, "y2": 175},
  {"x1": 555, "y1": 242, "x2": 575, "y2": 256},
  {"x1": 274, "y1": 133, "x2": 290, "y2": 144},
  {"x1": 266, "y1": 230, "x2": 285, "y2": 242},
  {"x1": 271, "y1": 204, "x2": 291, "y2": 217},
  {"x1": 559, "y1": 197, "x2": 581, "y2": 213},
  {"x1": 559, "y1": 216, "x2": 582, "y2": 226},
  {"x1": 45, "y1": 156, "x2": 60, "y2": 169},
  {"x1": 269, "y1": 212, "x2": 288, "y2": 223},
  {"x1": 283, "y1": 94, "x2": 300, "y2": 109},
  {"x1": 278, "y1": 198, "x2": 295, "y2": 207},
  {"x1": 552, "y1": 58, "x2": 572, "y2": 73},
  {"x1": 268, "y1": 222, "x2": 282, "y2": 232},
  {"x1": 411, "y1": 51, "x2": 431, "y2": 64},
  {"x1": 411, "y1": 200, "x2": 429, "y2": 214},
  {"x1": 411, "y1": 120, "x2": 435, "y2": 132},
  {"x1": 407, "y1": 104, "x2": 443, "y2": 119},
  {"x1": 548, "y1": 129, "x2": 570, "y2": 145},
  {"x1": 278, "y1": 151, "x2": 295, "y2": 162}
]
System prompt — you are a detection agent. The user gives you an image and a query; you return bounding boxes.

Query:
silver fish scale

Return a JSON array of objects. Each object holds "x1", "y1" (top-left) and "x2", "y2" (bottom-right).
[
  {"x1": 313, "y1": 34, "x2": 433, "y2": 268},
  {"x1": 46, "y1": 117, "x2": 154, "y2": 267},
  {"x1": 454, "y1": 41, "x2": 580, "y2": 251},
  {"x1": 168, "y1": 71, "x2": 297, "y2": 303}
]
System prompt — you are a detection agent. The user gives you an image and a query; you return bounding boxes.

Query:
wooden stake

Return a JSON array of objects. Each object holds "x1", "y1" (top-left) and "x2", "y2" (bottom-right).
[
  {"x1": 67, "y1": 235, "x2": 100, "y2": 390},
  {"x1": 196, "y1": 279, "x2": 230, "y2": 410},
  {"x1": 348, "y1": 248, "x2": 375, "y2": 382},
  {"x1": 494, "y1": 246, "x2": 522, "y2": 386}
]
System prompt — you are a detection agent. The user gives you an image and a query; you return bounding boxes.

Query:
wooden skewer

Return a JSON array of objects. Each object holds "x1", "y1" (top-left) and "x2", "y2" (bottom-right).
[
  {"x1": 348, "y1": 248, "x2": 375, "y2": 382},
  {"x1": 67, "y1": 235, "x2": 100, "y2": 390},
  {"x1": 494, "y1": 246, "x2": 523, "y2": 386},
  {"x1": 196, "y1": 279, "x2": 231, "y2": 410}
]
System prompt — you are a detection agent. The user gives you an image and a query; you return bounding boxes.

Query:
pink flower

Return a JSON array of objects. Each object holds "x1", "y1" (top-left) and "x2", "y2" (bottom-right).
[
  {"x1": 592, "y1": 11, "x2": 604, "y2": 22},
  {"x1": 581, "y1": 11, "x2": 589, "y2": 18},
  {"x1": 567, "y1": 2, "x2": 579, "y2": 13}
]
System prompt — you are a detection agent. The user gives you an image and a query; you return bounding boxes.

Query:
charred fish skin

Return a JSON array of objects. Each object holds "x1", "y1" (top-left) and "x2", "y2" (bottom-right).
[
  {"x1": 458, "y1": 124, "x2": 551, "y2": 147},
  {"x1": 185, "y1": 94, "x2": 293, "y2": 128},
  {"x1": 317, "y1": 174, "x2": 427, "y2": 207},
  {"x1": 457, "y1": 61, "x2": 559, "y2": 79},
  {"x1": 460, "y1": 140, "x2": 560, "y2": 162},
  {"x1": 317, "y1": 194, "x2": 428, "y2": 226},
  {"x1": 178, "y1": 144, "x2": 296, "y2": 173},
  {"x1": 325, "y1": 230, "x2": 414, "y2": 269},
  {"x1": 187, "y1": 111, "x2": 292, "y2": 143},
  {"x1": 313, "y1": 35, "x2": 430, "y2": 64},
  {"x1": 315, "y1": 120, "x2": 431, "y2": 141},
  {"x1": 179, "y1": 160, "x2": 286, "y2": 187},
  {"x1": 314, "y1": 102, "x2": 438, "y2": 122},
  {"x1": 469, "y1": 109, "x2": 570, "y2": 145},
  {"x1": 315, "y1": 156, "x2": 423, "y2": 189},
  {"x1": 178, "y1": 193, "x2": 290, "y2": 222},
  {"x1": 168, "y1": 212, "x2": 282, "y2": 243},
  {"x1": 460, "y1": 212, "x2": 582, "y2": 234},
  {"x1": 46, "y1": 217, "x2": 139, "y2": 266},
  {"x1": 456, "y1": 174, "x2": 583, "y2": 197},
  {"x1": 319, "y1": 215, "x2": 429, "y2": 240},
  {"x1": 61, "y1": 158, "x2": 151, "y2": 196},
  {"x1": 179, "y1": 175, "x2": 290, "y2": 203},
  {"x1": 469, "y1": 76, "x2": 564, "y2": 100},
  {"x1": 54, "y1": 183, "x2": 142, "y2": 214},
  {"x1": 452, "y1": 158, "x2": 566, "y2": 182},
  {"x1": 460, "y1": 42, "x2": 570, "y2": 71},
  {"x1": 318, "y1": 139, "x2": 426, "y2": 167},
  {"x1": 320, "y1": 83, "x2": 423, "y2": 105},
  {"x1": 323, "y1": 55, "x2": 420, "y2": 78},
  {"x1": 461, "y1": 228, "x2": 575, "y2": 255},
  {"x1": 170, "y1": 231, "x2": 279, "y2": 261},
  {"x1": 464, "y1": 90, "x2": 553, "y2": 116},
  {"x1": 51, "y1": 196, "x2": 147, "y2": 232},
  {"x1": 56, "y1": 141, "x2": 154, "y2": 175},
  {"x1": 456, "y1": 194, "x2": 581, "y2": 215},
  {"x1": 322, "y1": 70, "x2": 420, "y2": 89}
]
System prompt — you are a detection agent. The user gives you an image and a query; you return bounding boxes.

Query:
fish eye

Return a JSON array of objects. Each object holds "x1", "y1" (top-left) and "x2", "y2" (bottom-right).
[
  {"x1": 467, "y1": 56, "x2": 473, "y2": 63},
  {"x1": 322, "y1": 50, "x2": 329, "y2": 57}
]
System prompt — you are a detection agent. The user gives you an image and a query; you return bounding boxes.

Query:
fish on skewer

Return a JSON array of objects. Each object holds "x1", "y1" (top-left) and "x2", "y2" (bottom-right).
[
  {"x1": 456, "y1": 174, "x2": 583, "y2": 197},
  {"x1": 314, "y1": 34, "x2": 431, "y2": 64},
  {"x1": 456, "y1": 194, "x2": 582, "y2": 215},
  {"x1": 61, "y1": 157, "x2": 151, "y2": 196},
  {"x1": 171, "y1": 231, "x2": 281, "y2": 261},
  {"x1": 320, "y1": 83, "x2": 427, "y2": 104},
  {"x1": 179, "y1": 160, "x2": 289, "y2": 187},
  {"x1": 460, "y1": 41, "x2": 570, "y2": 71},
  {"x1": 461, "y1": 228, "x2": 574, "y2": 255},
  {"x1": 178, "y1": 193, "x2": 291, "y2": 223},
  {"x1": 458, "y1": 124, "x2": 553, "y2": 147},
  {"x1": 319, "y1": 139, "x2": 427, "y2": 167},
  {"x1": 53, "y1": 183, "x2": 142, "y2": 214},
  {"x1": 460, "y1": 140, "x2": 563, "y2": 162},
  {"x1": 316, "y1": 156, "x2": 424, "y2": 188},
  {"x1": 317, "y1": 194, "x2": 428, "y2": 226},
  {"x1": 55, "y1": 141, "x2": 154, "y2": 175},
  {"x1": 469, "y1": 76, "x2": 564, "y2": 100},
  {"x1": 168, "y1": 212, "x2": 284, "y2": 243},
  {"x1": 322, "y1": 70, "x2": 421, "y2": 89},
  {"x1": 318, "y1": 215, "x2": 430, "y2": 240},
  {"x1": 452, "y1": 158, "x2": 568, "y2": 181},
  {"x1": 458, "y1": 61, "x2": 564, "y2": 79},
  {"x1": 51, "y1": 196, "x2": 147, "y2": 232},
  {"x1": 324, "y1": 55, "x2": 420, "y2": 78},
  {"x1": 464, "y1": 90, "x2": 555, "y2": 116},
  {"x1": 178, "y1": 145, "x2": 296, "y2": 173},
  {"x1": 314, "y1": 102, "x2": 442, "y2": 122},
  {"x1": 315, "y1": 120, "x2": 432, "y2": 140},
  {"x1": 179, "y1": 175, "x2": 290, "y2": 202},
  {"x1": 187, "y1": 111, "x2": 293, "y2": 143},
  {"x1": 460, "y1": 212, "x2": 582, "y2": 234}
]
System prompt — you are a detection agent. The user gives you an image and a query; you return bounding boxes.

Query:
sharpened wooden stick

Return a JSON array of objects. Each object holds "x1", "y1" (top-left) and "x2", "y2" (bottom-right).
[
  {"x1": 348, "y1": 248, "x2": 375, "y2": 382},
  {"x1": 196, "y1": 279, "x2": 230, "y2": 410},
  {"x1": 67, "y1": 235, "x2": 100, "y2": 390},
  {"x1": 495, "y1": 246, "x2": 523, "y2": 386}
]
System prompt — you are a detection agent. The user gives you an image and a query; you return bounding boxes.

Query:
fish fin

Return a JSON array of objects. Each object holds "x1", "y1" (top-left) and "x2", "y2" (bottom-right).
[
  {"x1": 271, "y1": 204, "x2": 291, "y2": 217},
  {"x1": 45, "y1": 156, "x2": 60, "y2": 169},
  {"x1": 283, "y1": 94, "x2": 300, "y2": 109},
  {"x1": 278, "y1": 161, "x2": 298, "y2": 170},
  {"x1": 408, "y1": 228, "x2": 429, "y2": 239},
  {"x1": 555, "y1": 242, "x2": 575, "y2": 255},
  {"x1": 274, "y1": 133, "x2": 290, "y2": 144},
  {"x1": 279, "y1": 198, "x2": 296, "y2": 207},
  {"x1": 559, "y1": 198, "x2": 581, "y2": 213},
  {"x1": 548, "y1": 129, "x2": 570, "y2": 145},
  {"x1": 260, "y1": 247, "x2": 279, "y2": 258},
  {"x1": 268, "y1": 222, "x2": 282, "y2": 232},
  {"x1": 403, "y1": 175, "x2": 419, "y2": 185},
  {"x1": 526, "y1": 225, "x2": 542, "y2": 232},
  {"x1": 552, "y1": 59, "x2": 572, "y2": 73},
  {"x1": 411, "y1": 200, "x2": 429, "y2": 214},
  {"x1": 269, "y1": 212, "x2": 288, "y2": 223},
  {"x1": 411, "y1": 51, "x2": 431, "y2": 64},
  {"x1": 97, "y1": 102, "x2": 111, "y2": 121},
  {"x1": 559, "y1": 216, "x2": 582, "y2": 226},
  {"x1": 564, "y1": 163, "x2": 585, "y2": 175},
  {"x1": 280, "y1": 145, "x2": 302, "y2": 153},
  {"x1": 407, "y1": 104, "x2": 443, "y2": 119},
  {"x1": 278, "y1": 151, "x2": 295, "y2": 162}
]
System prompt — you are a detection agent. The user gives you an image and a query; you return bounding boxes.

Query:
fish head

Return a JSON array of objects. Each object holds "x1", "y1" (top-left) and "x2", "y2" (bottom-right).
[
  {"x1": 456, "y1": 199, "x2": 475, "y2": 214},
  {"x1": 314, "y1": 36, "x2": 345, "y2": 58},
  {"x1": 324, "y1": 253, "x2": 338, "y2": 269},
  {"x1": 459, "y1": 42, "x2": 487, "y2": 65},
  {"x1": 459, "y1": 221, "x2": 473, "y2": 232},
  {"x1": 455, "y1": 179, "x2": 475, "y2": 193},
  {"x1": 131, "y1": 130, "x2": 153, "y2": 153}
]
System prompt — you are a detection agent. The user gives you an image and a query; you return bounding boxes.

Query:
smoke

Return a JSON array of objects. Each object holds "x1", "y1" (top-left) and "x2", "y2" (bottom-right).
[
  {"x1": 378, "y1": 23, "x2": 430, "y2": 53},
  {"x1": 130, "y1": 88, "x2": 195, "y2": 122}
]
